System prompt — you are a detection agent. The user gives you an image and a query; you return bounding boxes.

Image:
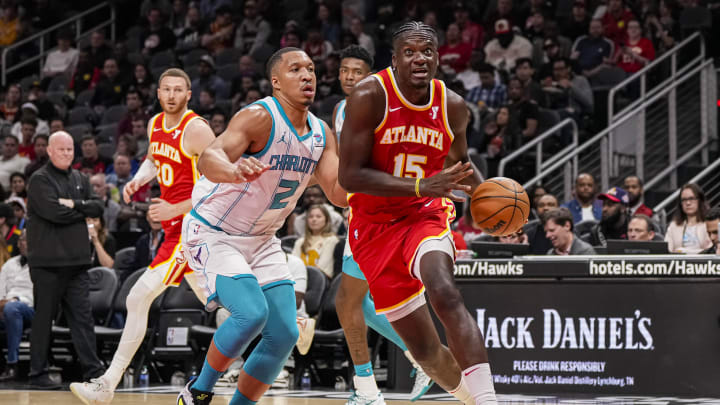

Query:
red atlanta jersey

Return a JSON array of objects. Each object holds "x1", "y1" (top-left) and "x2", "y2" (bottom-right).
[{"x1": 348, "y1": 67, "x2": 455, "y2": 222}]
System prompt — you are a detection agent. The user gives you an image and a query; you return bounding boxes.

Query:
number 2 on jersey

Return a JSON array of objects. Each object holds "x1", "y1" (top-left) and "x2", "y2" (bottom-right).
[
  {"x1": 393, "y1": 153, "x2": 427, "y2": 178},
  {"x1": 270, "y1": 179, "x2": 300, "y2": 209}
]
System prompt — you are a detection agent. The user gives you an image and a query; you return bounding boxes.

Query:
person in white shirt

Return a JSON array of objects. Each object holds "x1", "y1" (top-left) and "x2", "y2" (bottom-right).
[
  {"x1": 0, "y1": 230, "x2": 33, "y2": 381},
  {"x1": 292, "y1": 204, "x2": 340, "y2": 279},
  {"x1": 0, "y1": 136, "x2": 30, "y2": 190},
  {"x1": 349, "y1": 17, "x2": 375, "y2": 58},
  {"x1": 42, "y1": 30, "x2": 79, "y2": 79},
  {"x1": 10, "y1": 103, "x2": 49, "y2": 141}
]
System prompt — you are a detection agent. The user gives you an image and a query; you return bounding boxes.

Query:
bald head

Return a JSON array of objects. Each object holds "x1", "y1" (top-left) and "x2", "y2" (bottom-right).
[{"x1": 48, "y1": 131, "x2": 75, "y2": 170}]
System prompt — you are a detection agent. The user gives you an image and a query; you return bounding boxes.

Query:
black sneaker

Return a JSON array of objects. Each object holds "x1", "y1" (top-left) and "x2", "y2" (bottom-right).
[
  {"x1": 0, "y1": 364, "x2": 18, "y2": 381},
  {"x1": 28, "y1": 373, "x2": 62, "y2": 390},
  {"x1": 177, "y1": 380, "x2": 213, "y2": 405}
]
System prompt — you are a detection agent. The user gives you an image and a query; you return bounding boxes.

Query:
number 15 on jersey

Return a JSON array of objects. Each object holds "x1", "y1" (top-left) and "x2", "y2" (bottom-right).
[{"x1": 393, "y1": 153, "x2": 427, "y2": 178}]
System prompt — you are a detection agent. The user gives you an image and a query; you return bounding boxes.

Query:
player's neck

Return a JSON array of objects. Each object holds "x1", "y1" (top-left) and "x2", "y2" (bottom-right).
[
  {"x1": 392, "y1": 70, "x2": 431, "y2": 106},
  {"x1": 163, "y1": 108, "x2": 188, "y2": 128},
  {"x1": 275, "y1": 94, "x2": 310, "y2": 132}
]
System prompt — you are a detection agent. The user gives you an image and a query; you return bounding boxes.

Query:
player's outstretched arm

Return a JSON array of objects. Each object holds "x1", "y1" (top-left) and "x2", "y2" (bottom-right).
[
  {"x1": 444, "y1": 89, "x2": 484, "y2": 195},
  {"x1": 124, "y1": 120, "x2": 159, "y2": 203},
  {"x1": 198, "y1": 105, "x2": 270, "y2": 184},
  {"x1": 312, "y1": 121, "x2": 347, "y2": 208},
  {"x1": 338, "y1": 78, "x2": 472, "y2": 202}
]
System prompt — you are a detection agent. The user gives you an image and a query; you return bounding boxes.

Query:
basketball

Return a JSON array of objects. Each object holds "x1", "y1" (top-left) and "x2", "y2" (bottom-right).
[{"x1": 470, "y1": 177, "x2": 530, "y2": 236}]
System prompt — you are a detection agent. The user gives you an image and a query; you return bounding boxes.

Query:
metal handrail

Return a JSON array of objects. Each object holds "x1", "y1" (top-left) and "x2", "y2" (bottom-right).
[
  {"x1": 524, "y1": 59, "x2": 715, "y2": 193},
  {"x1": 608, "y1": 32, "x2": 704, "y2": 123},
  {"x1": 498, "y1": 118, "x2": 577, "y2": 178},
  {"x1": 1, "y1": 2, "x2": 115, "y2": 86},
  {"x1": 653, "y1": 157, "x2": 720, "y2": 228}
]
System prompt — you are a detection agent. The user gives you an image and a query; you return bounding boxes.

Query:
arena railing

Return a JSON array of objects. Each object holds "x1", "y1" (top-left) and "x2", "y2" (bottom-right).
[
  {"x1": 1, "y1": 2, "x2": 116, "y2": 86},
  {"x1": 498, "y1": 118, "x2": 578, "y2": 199}
]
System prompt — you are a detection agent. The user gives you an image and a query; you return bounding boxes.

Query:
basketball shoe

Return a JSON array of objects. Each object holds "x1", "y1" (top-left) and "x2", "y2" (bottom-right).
[
  {"x1": 70, "y1": 376, "x2": 113, "y2": 405},
  {"x1": 177, "y1": 380, "x2": 214, "y2": 405},
  {"x1": 409, "y1": 365, "x2": 434, "y2": 401},
  {"x1": 346, "y1": 375, "x2": 387, "y2": 405},
  {"x1": 296, "y1": 316, "x2": 316, "y2": 355}
]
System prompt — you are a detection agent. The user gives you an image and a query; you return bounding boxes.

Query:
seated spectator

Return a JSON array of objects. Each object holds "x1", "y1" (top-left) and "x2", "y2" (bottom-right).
[
  {"x1": 140, "y1": 7, "x2": 177, "y2": 56},
  {"x1": 90, "y1": 173, "x2": 120, "y2": 232},
  {"x1": 133, "y1": 210, "x2": 164, "y2": 270},
  {"x1": 237, "y1": 86, "x2": 262, "y2": 111},
  {"x1": 439, "y1": 23, "x2": 473, "y2": 77},
  {"x1": 665, "y1": 183, "x2": 713, "y2": 254},
  {"x1": 562, "y1": 172, "x2": 602, "y2": 223},
  {"x1": 105, "y1": 153, "x2": 135, "y2": 196},
  {"x1": 526, "y1": 193, "x2": 559, "y2": 254},
  {"x1": 627, "y1": 214, "x2": 657, "y2": 241},
  {"x1": 454, "y1": 202, "x2": 485, "y2": 245},
  {"x1": 69, "y1": 49, "x2": 101, "y2": 96},
  {"x1": 472, "y1": 106, "x2": 522, "y2": 176},
  {"x1": 542, "y1": 58, "x2": 594, "y2": 127},
  {"x1": 562, "y1": 0, "x2": 592, "y2": 41},
  {"x1": 234, "y1": 0, "x2": 271, "y2": 55},
  {"x1": 24, "y1": 134, "x2": 48, "y2": 178},
  {"x1": 194, "y1": 89, "x2": 217, "y2": 119},
  {"x1": 91, "y1": 58, "x2": 129, "y2": 112},
  {"x1": 0, "y1": 136, "x2": 29, "y2": 191},
  {"x1": 87, "y1": 216, "x2": 116, "y2": 268},
  {"x1": 0, "y1": 84, "x2": 21, "y2": 124},
  {"x1": 589, "y1": 187, "x2": 630, "y2": 246},
  {"x1": 507, "y1": 77, "x2": 540, "y2": 139},
  {"x1": 703, "y1": 207, "x2": 720, "y2": 254},
  {"x1": 514, "y1": 58, "x2": 545, "y2": 105},
  {"x1": 131, "y1": 64, "x2": 155, "y2": 103},
  {"x1": 17, "y1": 117, "x2": 37, "y2": 160},
  {"x1": 41, "y1": 29, "x2": 78, "y2": 79},
  {"x1": 115, "y1": 134, "x2": 141, "y2": 173},
  {"x1": 7, "y1": 197, "x2": 25, "y2": 230},
  {"x1": 292, "y1": 204, "x2": 340, "y2": 278},
  {"x1": 466, "y1": 63, "x2": 507, "y2": 110},
  {"x1": 498, "y1": 229, "x2": 528, "y2": 244},
  {"x1": 210, "y1": 110, "x2": 227, "y2": 136},
  {"x1": 571, "y1": 19, "x2": 615, "y2": 78},
  {"x1": 349, "y1": 17, "x2": 375, "y2": 58},
  {"x1": 543, "y1": 207, "x2": 597, "y2": 255},
  {"x1": 129, "y1": 118, "x2": 149, "y2": 159},
  {"x1": 174, "y1": 2, "x2": 204, "y2": 54},
  {"x1": 191, "y1": 55, "x2": 229, "y2": 100},
  {"x1": 291, "y1": 185, "x2": 343, "y2": 237},
  {"x1": 85, "y1": 30, "x2": 113, "y2": 69},
  {"x1": 201, "y1": 5, "x2": 234, "y2": 56},
  {"x1": 27, "y1": 80, "x2": 55, "y2": 122},
  {"x1": 10, "y1": 103, "x2": 49, "y2": 140},
  {"x1": 0, "y1": 203, "x2": 20, "y2": 257},
  {"x1": 644, "y1": 1, "x2": 678, "y2": 56},
  {"x1": 117, "y1": 88, "x2": 148, "y2": 137},
  {"x1": 317, "y1": 52, "x2": 342, "y2": 98},
  {"x1": 612, "y1": 20, "x2": 655, "y2": 75},
  {"x1": 482, "y1": 0, "x2": 518, "y2": 36},
  {"x1": 303, "y1": 26, "x2": 334, "y2": 64},
  {"x1": 453, "y1": 3, "x2": 483, "y2": 49},
  {"x1": 602, "y1": 0, "x2": 635, "y2": 44},
  {"x1": 49, "y1": 118, "x2": 64, "y2": 134},
  {"x1": 7, "y1": 172, "x2": 26, "y2": 202},
  {"x1": 530, "y1": 185, "x2": 547, "y2": 218},
  {"x1": 623, "y1": 175, "x2": 653, "y2": 217},
  {"x1": 484, "y1": 19, "x2": 533, "y2": 72},
  {"x1": 72, "y1": 135, "x2": 109, "y2": 175},
  {"x1": 0, "y1": 1, "x2": 22, "y2": 48},
  {"x1": 315, "y1": 2, "x2": 340, "y2": 47},
  {"x1": 0, "y1": 230, "x2": 33, "y2": 381}
]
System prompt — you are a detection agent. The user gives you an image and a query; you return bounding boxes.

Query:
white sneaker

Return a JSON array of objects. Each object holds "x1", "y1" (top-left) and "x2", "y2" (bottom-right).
[
  {"x1": 346, "y1": 390, "x2": 387, "y2": 405},
  {"x1": 177, "y1": 380, "x2": 214, "y2": 405},
  {"x1": 70, "y1": 376, "x2": 114, "y2": 405},
  {"x1": 296, "y1": 317, "x2": 316, "y2": 355},
  {"x1": 272, "y1": 369, "x2": 290, "y2": 388},
  {"x1": 409, "y1": 366, "x2": 434, "y2": 401}
]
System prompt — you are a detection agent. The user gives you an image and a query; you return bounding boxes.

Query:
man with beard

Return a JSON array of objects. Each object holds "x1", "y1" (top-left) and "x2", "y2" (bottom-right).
[
  {"x1": 623, "y1": 175, "x2": 653, "y2": 217},
  {"x1": 484, "y1": 19, "x2": 533, "y2": 72},
  {"x1": 589, "y1": 187, "x2": 630, "y2": 246},
  {"x1": 562, "y1": 172, "x2": 602, "y2": 223}
]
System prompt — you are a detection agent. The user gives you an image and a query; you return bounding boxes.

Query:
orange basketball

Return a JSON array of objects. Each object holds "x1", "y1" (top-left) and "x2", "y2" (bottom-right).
[{"x1": 470, "y1": 177, "x2": 530, "y2": 236}]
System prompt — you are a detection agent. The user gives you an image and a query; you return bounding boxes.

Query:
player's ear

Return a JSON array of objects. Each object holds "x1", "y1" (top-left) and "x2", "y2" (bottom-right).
[
  {"x1": 271, "y1": 76, "x2": 281, "y2": 91},
  {"x1": 391, "y1": 53, "x2": 397, "y2": 70}
]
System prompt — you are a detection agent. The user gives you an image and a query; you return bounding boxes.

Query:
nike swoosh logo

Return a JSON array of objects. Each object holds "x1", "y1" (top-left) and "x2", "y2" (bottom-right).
[
  {"x1": 153, "y1": 128, "x2": 162, "y2": 132},
  {"x1": 463, "y1": 365, "x2": 482, "y2": 377},
  {"x1": 171, "y1": 220, "x2": 181, "y2": 226},
  {"x1": 389, "y1": 106, "x2": 402, "y2": 112}
]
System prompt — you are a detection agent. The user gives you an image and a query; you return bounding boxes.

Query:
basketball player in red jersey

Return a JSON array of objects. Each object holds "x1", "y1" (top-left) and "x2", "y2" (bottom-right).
[
  {"x1": 339, "y1": 22, "x2": 497, "y2": 405},
  {"x1": 71, "y1": 68, "x2": 217, "y2": 405}
]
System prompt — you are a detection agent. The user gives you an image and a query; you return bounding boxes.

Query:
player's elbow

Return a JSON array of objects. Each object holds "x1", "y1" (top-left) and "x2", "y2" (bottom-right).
[{"x1": 337, "y1": 167, "x2": 358, "y2": 193}]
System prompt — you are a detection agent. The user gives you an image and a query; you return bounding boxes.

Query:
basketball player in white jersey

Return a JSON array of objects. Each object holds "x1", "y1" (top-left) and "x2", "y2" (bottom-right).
[
  {"x1": 177, "y1": 47, "x2": 346, "y2": 405},
  {"x1": 333, "y1": 45, "x2": 433, "y2": 405},
  {"x1": 71, "y1": 68, "x2": 216, "y2": 405}
]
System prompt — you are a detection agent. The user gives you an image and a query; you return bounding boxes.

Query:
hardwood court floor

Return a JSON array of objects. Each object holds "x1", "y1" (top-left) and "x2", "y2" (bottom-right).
[{"x1": 2, "y1": 388, "x2": 720, "y2": 405}]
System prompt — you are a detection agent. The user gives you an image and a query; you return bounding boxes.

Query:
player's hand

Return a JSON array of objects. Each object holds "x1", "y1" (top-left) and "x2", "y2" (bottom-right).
[
  {"x1": 419, "y1": 162, "x2": 473, "y2": 202},
  {"x1": 148, "y1": 198, "x2": 178, "y2": 222},
  {"x1": 123, "y1": 179, "x2": 140, "y2": 204},
  {"x1": 58, "y1": 198, "x2": 74, "y2": 208},
  {"x1": 232, "y1": 157, "x2": 269, "y2": 183}
]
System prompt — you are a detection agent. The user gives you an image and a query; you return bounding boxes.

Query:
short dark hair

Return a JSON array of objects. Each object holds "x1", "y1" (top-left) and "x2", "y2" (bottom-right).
[
  {"x1": 553, "y1": 57, "x2": 571, "y2": 68},
  {"x1": 515, "y1": 57, "x2": 533, "y2": 69},
  {"x1": 630, "y1": 214, "x2": 654, "y2": 232},
  {"x1": 339, "y1": 45, "x2": 374, "y2": 70},
  {"x1": 21, "y1": 116, "x2": 38, "y2": 127},
  {"x1": 33, "y1": 134, "x2": 48, "y2": 144},
  {"x1": 478, "y1": 63, "x2": 495, "y2": 75},
  {"x1": 392, "y1": 21, "x2": 438, "y2": 49},
  {"x1": 201, "y1": 88, "x2": 216, "y2": 99},
  {"x1": 80, "y1": 134, "x2": 96, "y2": 145},
  {"x1": 266, "y1": 47, "x2": 304, "y2": 79},
  {"x1": 541, "y1": 207, "x2": 574, "y2": 231},
  {"x1": 706, "y1": 207, "x2": 720, "y2": 222},
  {"x1": 624, "y1": 175, "x2": 644, "y2": 187}
]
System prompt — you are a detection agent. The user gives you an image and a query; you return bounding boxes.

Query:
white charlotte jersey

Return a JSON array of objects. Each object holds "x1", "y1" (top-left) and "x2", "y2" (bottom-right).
[
  {"x1": 334, "y1": 99, "x2": 346, "y2": 139},
  {"x1": 191, "y1": 96, "x2": 327, "y2": 237}
]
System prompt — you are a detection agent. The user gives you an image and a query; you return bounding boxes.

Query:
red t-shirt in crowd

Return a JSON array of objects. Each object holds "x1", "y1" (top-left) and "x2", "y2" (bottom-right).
[
  {"x1": 439, "y1": 42, "x2": 473, "y2": 74},
  {"x1": 615, "y1": 37, "x2": 655, "y2": 74}
]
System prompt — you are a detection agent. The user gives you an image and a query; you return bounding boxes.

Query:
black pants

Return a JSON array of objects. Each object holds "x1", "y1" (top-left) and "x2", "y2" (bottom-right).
[{"x1": 29, "y1": 265, "x2": 104, "y2": 380}]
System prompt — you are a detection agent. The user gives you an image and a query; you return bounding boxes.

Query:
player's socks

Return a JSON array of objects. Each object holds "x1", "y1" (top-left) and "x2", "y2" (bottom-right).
[
  {"x1": 449, "y1": 376, "x2": 473, "y2": 405},
  {"x1": 352, "y1": 361, "x2": 380, "y2": 395},
  {"x1": 462, "y1": 363, "x2": 497, "y2": 405},
  {"x1": 230, "y1": 390, "x2": 257, "y2": 405},
  {"x1": 192, "y1": 358, "x2": 226, "y2": 393},
  {"x1": 361, "y1": 292, "x2": 407, "y2": 350}
]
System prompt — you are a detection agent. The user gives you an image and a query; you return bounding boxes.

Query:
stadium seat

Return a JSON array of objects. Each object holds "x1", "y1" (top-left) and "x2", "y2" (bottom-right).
[
  {"x1": 100, "y1": 105, "x2": 127, "y2": 125},
  {"x1": 68, "y1": 106, "x2": 96, "y2": 126},
  {"x1": 47, "y1": 75, "x2": 69, "y2": 92},
  {"x1": 46, "y1": 91, "x2": 67, "y2": 108},
  {"x1": 113, "y1": 246, "x2": 137, "y2": 284},
  {"x1": 281, "y1": 235, "x2": 298, "y2": 253},
  {"x1": 574, "y1": 219, "x2": 598, "y2": 244},
  {"x1": 215, "y1": 48, "x2": 243, "y2": 67},
  {"x1": 65, "y1": 123, "x2": 92, "y2": 141},
  {"x1": 75, "y1": 88, "x2": 95, "y2": 106},
  {"x1": 304, "y1": 266, "x2": 329, "y2": 318},
  {"x1": 19, "y1": 75, "x2": 39, "y2": 92},
  {"x1": 217, "y1": 64, "x2": 238, "y2": 82},
  {"x1": 98, "y1": 142, "x2": 115, "y2": 161},
  {"x1": 150, "y1": 49, "x2": 176, "y2": 69},
  {"x1": 182, "y1": 48, "x2": 209, "y2": 68}
]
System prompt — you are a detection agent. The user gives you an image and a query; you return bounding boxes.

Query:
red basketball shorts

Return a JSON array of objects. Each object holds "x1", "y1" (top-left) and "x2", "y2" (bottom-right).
[
  {"x1": 348, "y1": 199, "x2": 456, "y2": 320},
  {"x1": 148, "y1": 219, "x2": 192, "y2": 286}
]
